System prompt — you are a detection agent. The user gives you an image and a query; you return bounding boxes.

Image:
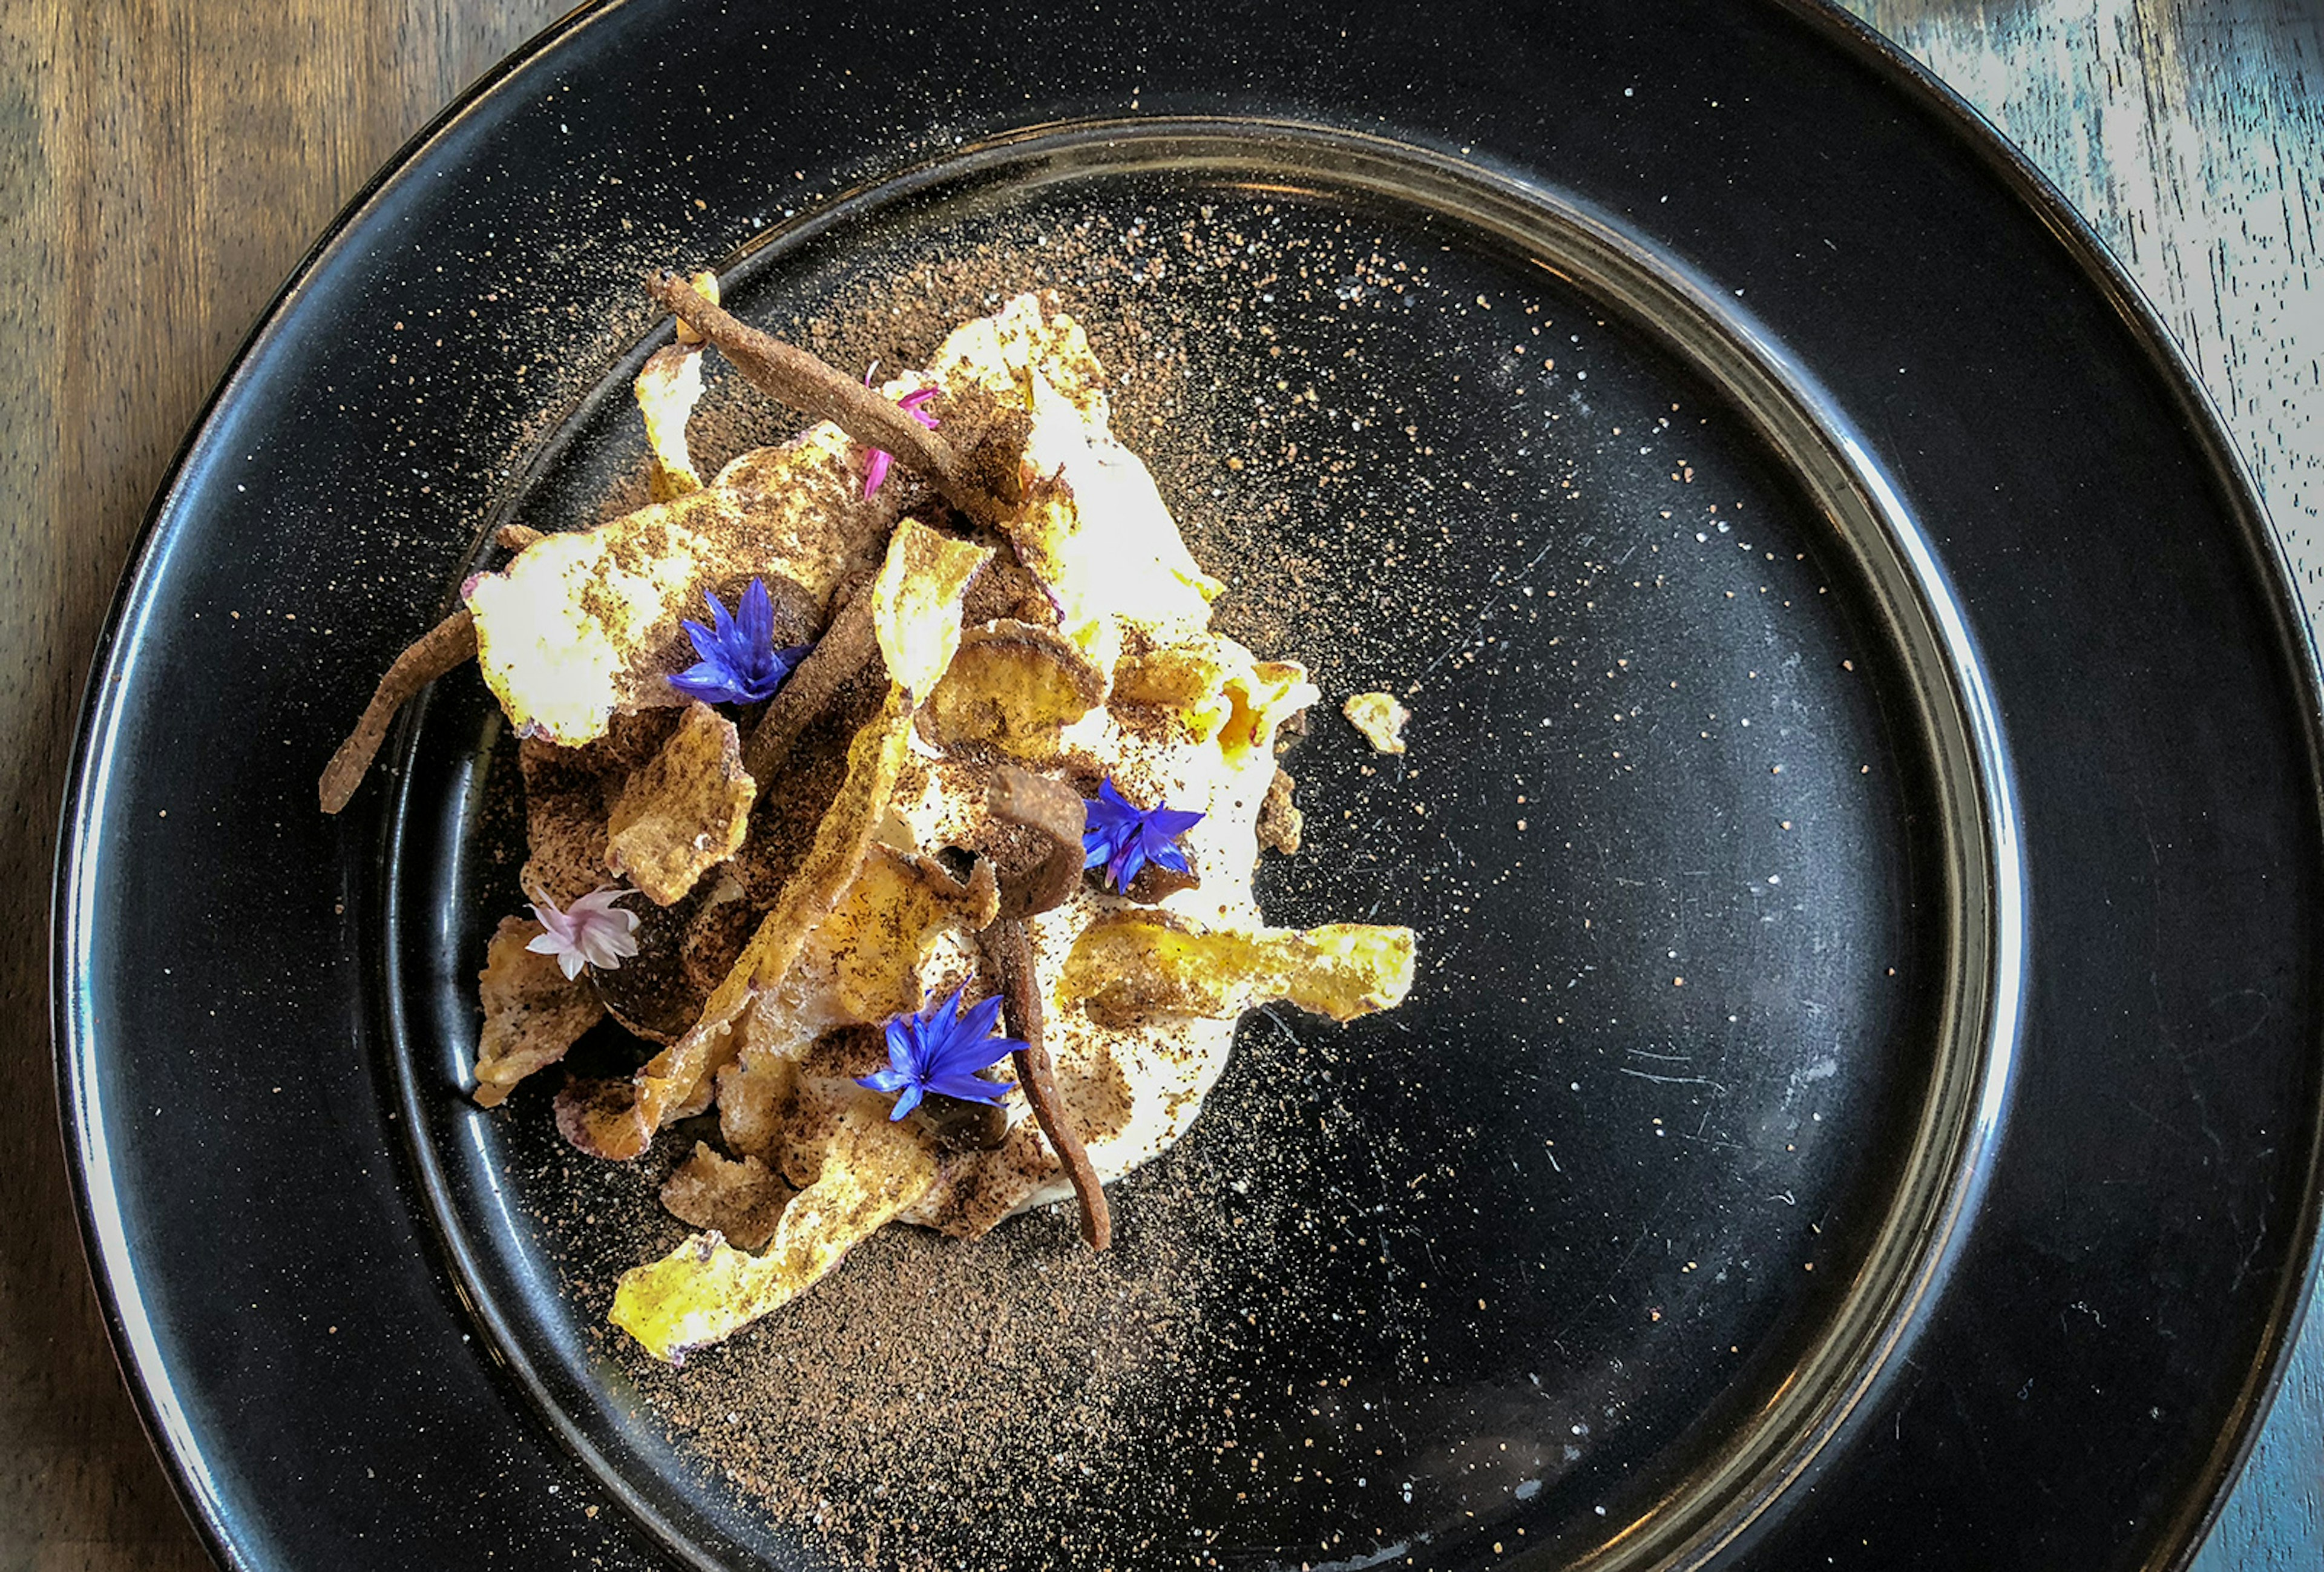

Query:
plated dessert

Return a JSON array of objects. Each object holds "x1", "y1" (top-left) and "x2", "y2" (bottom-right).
[{"x1": 324, "y1": 274, "x2": 1416, "y2": 1361}]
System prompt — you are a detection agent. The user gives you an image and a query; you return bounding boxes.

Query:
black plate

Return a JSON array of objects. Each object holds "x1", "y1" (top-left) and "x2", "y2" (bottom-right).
[{"x1": 55, "y1": 3, "x2": 2324, "y2": 1571}]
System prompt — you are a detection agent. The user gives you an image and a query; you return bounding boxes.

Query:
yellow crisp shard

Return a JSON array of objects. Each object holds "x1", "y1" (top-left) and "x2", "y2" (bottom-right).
[
  {"x1": 610, "y1": 1097, "x2": 939, "y2": 1362},
  {"x1": 473, "y1": 916, "x2": 605, "y2": 1107},
  {"x1": 1060, "y1": 917, "x2": 1417, "y2": 1027},
  {"x1": 1006, "y1": 371, "x2": 1221, "y2": 648},
  {"x1": 749, "y1": 846, "x2": 1000, "y2": 1057},
  {"x1": 1110, "y1": 636, "x2": 1318, "y2": 768},
  {"x1": 1111, "y1": 640, "x2": 1242, "y2": 742},
  {"x1": 635, "y1": 344, "x2": 707, "y2": 499},
  {"x1": 605, "y1": 701, "x2": 756, "y2": 906},
  {"x1": 467, "y1": 436, "x2": 867, "y2": 748},
  {"x1": 1344, "y1": 690, "x2": 1411, "y2": 755},
  {"x1": 925, "y1": 292, "x2": 1109, "y2": 421},
  {"x1": 873, "y1": 519, "x2": 991, "y2": 702},
  {"x1": 1219, "y1": 660, "x2": 1319, "y2": 769},
  {"x1": 928, "y1": 623, "x2": 1106, "y2": 757}
]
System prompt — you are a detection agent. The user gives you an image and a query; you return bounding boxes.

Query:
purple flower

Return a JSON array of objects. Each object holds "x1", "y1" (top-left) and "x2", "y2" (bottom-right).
[
  {"x1": 669, "y1": 579, "x2": 811, "y2": 705},
  {"x1": 526, "y1": 887, "x2": 640, "y2": 979},
  {"x1": 856, "y1": 984, "x2": 1022, "y2": 1121},
  {"x1": 1082, "y1": 777, "x2": 1204, "y2": 892},
  {"x1": 862, "y1": 386, "x2": 942, "y2": 499}
]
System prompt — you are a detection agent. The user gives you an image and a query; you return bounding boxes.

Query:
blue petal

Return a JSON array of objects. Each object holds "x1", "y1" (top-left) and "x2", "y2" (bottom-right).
[
  {"x1": 931, "y1": 1004, "x2": 1011, "y2": 1078},
  {"x1": 927, "y1": 982, "x2": 971, "y2": 1026},
  {"x1": 704, "y1": 588, "x2": 740, "y2": 649},
  {"x1": 1146, "y1": 839, "x2": 1192, "y2": 875},
  {"x1": 670, "y1": 662, "x2": 746, "y2": 704},
  {"x1": 1147, "y1": 804, "x2": 1206, "y2": 839},
  {"x1": 856, "y1": 1068, "x2": 913, "y2": 1094},
  {"x1": 953, "y1": 991, "x2": 1006, "y2": 1044},
  {"x1": 680, "y1": 616, "x2": 722, "y2": 665},
  {"x1": 925, "y1": 1072, "x2": 1017, "y2": 1105},
  {"x1": 737, "y1": 579, "x2": 775, "y2": 653},
  {"x1": 885, "y1": 1016, "x2": 925, "y2": 1076},
  {"x1": 886, "y1": 1082, "x2": 925, "y2": 1121},
  {"x1": 1108, "y1": 838, "x2": 1151, "y2": 892},
  {"x1": 932, "y1": 1033, "x2": 1019, "y2": 1082}
]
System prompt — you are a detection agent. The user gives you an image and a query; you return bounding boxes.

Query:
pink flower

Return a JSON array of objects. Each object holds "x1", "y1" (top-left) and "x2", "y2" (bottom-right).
[
  {"x1": 525, "y1": 887, "x2": 640, "y2": 979},
  {"x1": 862, "y1": 386, "x2": 942, "y2": 498}
]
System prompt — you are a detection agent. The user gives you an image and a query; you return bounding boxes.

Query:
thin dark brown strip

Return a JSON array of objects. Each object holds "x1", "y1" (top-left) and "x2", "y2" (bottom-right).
[
  {"x1": 980, "y1": 915, "x2": 1111, "y2": 1251},
  {"x1": 644, "y1": 272, "x2": 1006, "y2": 528},
  {"x1": 318, "y1": 608, "x2": 479, "y2": 813},
  {"x1": 740, "y1": 572, "x2": 879, "y2": 787}
]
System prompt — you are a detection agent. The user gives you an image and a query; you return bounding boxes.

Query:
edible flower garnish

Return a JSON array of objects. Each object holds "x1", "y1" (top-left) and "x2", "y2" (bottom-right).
[
  {"x1": 1082, "y1": 777, "x2": 1205, "y2": 892},
  {"x1": 861, "y1": 386, "x2": 941, "y2": 499},
  {"x1": 527, "y1": 887, "x2": 641, "y2": 979},
  {"x1": 668, "y1": 578, "x2": 811, "y2": 705},
  {"x1": 856, "y1": 984, "x2": 1023, "y2": 1121}
]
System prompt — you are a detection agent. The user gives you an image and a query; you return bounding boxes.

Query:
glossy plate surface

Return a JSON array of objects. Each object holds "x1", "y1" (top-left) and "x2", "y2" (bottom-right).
[{"x1": 56, "y1": 4, "x2": 2323, "y2": 1571}]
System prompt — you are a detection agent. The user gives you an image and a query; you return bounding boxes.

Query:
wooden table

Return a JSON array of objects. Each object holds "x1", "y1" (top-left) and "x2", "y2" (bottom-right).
[{"x1": 4, "y1": 2, "x2": 2315, "y2": 1566}]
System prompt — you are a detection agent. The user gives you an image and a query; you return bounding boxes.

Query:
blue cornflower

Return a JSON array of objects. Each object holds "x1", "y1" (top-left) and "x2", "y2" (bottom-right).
[
  {"x1": 856, "y1": 985, "x2": 1023, "y2": 1122},
  {"x1": 1082, "y1": 777, "x2": 1205, "y2": 893},
  {"x1": 668, "y1": 579, "x2": 812, "y2": 705}
]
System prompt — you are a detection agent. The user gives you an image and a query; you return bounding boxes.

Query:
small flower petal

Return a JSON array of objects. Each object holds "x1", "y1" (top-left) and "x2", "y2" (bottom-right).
[
  {"x1": 665, "y1": 580, "x2": 810, "y2": 704},
  {"x1": 855, "y1": 984, "x2": 1026, "y2": 1119},
  {"x1": 924, "y1": 1072, "x2": 1018, "y2": 1105},
  {"x1": 1081, "y1": 777, "x2": 1204, "y2": 892},
  {"x1": 525, "y1": 887, "x2": 637, "y2": 977},
  {"x1": 861, "y1": 386, "x2": 944, "y2": 498}
]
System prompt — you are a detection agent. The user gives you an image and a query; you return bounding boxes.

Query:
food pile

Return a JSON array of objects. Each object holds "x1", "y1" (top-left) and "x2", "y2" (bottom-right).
[{"x1": 323, "y1": 274, "x2": 1416, "y2": 1363}]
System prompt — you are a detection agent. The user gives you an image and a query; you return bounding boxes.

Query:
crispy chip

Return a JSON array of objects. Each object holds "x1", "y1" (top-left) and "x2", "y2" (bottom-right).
[
  {"x1": 927, "y1": 619, "x2": 1107, "y2": 755},
  {"x1": 1002, "y1": 370, "x2": 1221, "y2": 646},
  {"x1": 659, "y1": 1140, "x2": 789, "y2": 1251},
  {"x1": 925, "y1": 291, "x2": 1110, "y2": 419},
  {"x1": 1110, "y1": 639, "x2": 1242, "y2": 740},
  {"x1": 473, "y1": 916, "x2": 606, "y2": 1107},
  {"x1": 1111, "y1": 635, "x2": 1318, "y2": 766},
  {"x1": 872, "y1": 519, "x2": 991, "y2": 701},
  {"x1": 610, "y1": 1096, "x2": 939, "y2": 1362},
  {"x1": 635, "y1": 343, "x2": 707, "y2": 500},
  {"x1": 1258, "y1": 766, "x2": 1304, "y2": 855},
  {"x1": 747, "y1": 845, "x2": 1001, "y2": 1061},
  {"x1": 1219, "y1": 660, "x2": 1319, "y2": 769},
  {"x1": 465, "y1": 440, "x2": 878, "y2": 746},
  {"x1": 1344, "y1": 689, "x2": 1411, "y2": 755},
  {"x1": 1060, "y1": 915, "x2": 1417, "y2": 1027},
  {"x1": 606, "y1": 700, "x2": 756, "y2": 906}
]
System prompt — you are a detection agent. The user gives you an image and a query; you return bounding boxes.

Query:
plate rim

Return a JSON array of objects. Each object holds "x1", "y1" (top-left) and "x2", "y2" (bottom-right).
[
  {"x1": 378, "y1": 113, "x2": 2029, "y2": 1572},
  {"x1": 1773, "y1": 6, "x2": 2324, "y2": 1564},
  {"x1": 50, "y1": 2, "x2": 2324, "y2": 1569}
]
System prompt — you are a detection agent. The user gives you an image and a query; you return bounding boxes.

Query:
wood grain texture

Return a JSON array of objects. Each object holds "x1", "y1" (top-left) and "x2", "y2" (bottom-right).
[
  {"x1": 0, "y1": 7, "x2": 570, "y2": 1570},
  {"x1": 1, "y1": 2, "x2": 2314, "y2": 1568}
]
